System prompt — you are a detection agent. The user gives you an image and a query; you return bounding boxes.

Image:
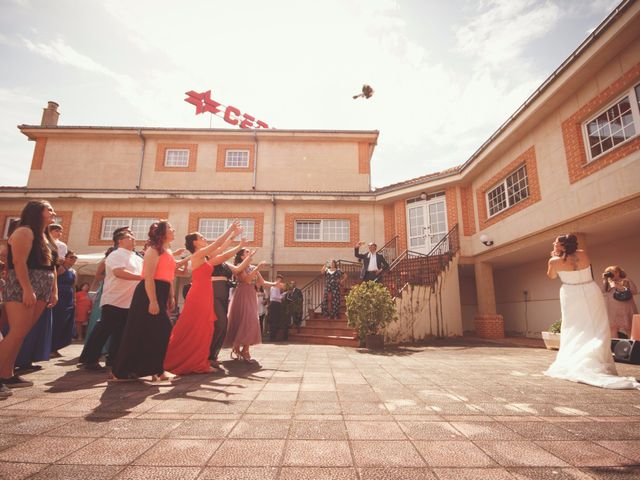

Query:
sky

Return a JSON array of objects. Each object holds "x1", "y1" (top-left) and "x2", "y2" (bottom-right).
[{"x1": 0, "y1": 0, "x2": 622, "y2": 188}]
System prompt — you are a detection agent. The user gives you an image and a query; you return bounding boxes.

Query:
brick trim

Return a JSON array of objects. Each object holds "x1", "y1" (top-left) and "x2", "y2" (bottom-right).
[
  {"x1": 445, "y1": 187, "x2": 458, "y2": 234},
  {"x1": 89, "y1": 211, "x2": 168, "y2": 246},
  {"x1": 460, "y1": 184, "x2": 476, "y2": 236},
  {"x1": 476, "y1": 146, "x2": 541, "y2": 230},
  {"x1": 358, "y1": 142, "x2": 371, "y2": 174},
  {"x1": 383, "y1": 204, "x2": 396, "y2": 244},
  {"x1": 155, "y1": 143, "x2": 198, "y2": 172},
  {"x1": 216, "y1": 144, "x2": 255, "y2": 172},
  {"x1": 284, "y1": 213, "x2": 359, "y2": 248},
  {"x1": 562, "y1": 62, "x2": 640, "y2": 184},
  {"x1": 0, "y1": 210, "x2": 72, "y2": 243},
  {"x1": 474, "y1": 314, "x2": 505, "y2": 339},
  {"x1": 30, "y1": 138, "x2": 47, "y2": 170},
  {"x1": 187, "y1": 212, "x2": 263, "y2": 247},
  {"x1": 393, "y1": 200, "x2": 407, "y2": 252}
]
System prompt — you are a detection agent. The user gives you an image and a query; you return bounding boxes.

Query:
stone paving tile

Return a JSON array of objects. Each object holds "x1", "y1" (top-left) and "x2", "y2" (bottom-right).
[
  {"x1": 451, "y1": 421, "x2": 525, "y2": 440},
  {"x1": 476, "y1": 441, "x2": 569, "y2": 467},
  {"x1": 206, "y1": 439, "x2": 285, "y2": 466},
  {"x1": 282, "y1": 440, "x2": 353, "y2": 467},
  {"x1": 358, "y1": 467, "x2": 438, "y2": 479},
  {"x1": 398, "y1": 421, "x2": 464, "y2": 440},
  {"x1": 197, "y1": 466, "x2": 279, "y2": 479},
  {"x1": 413, "y1": 440, "x2": 498, "y2": 467},
  {"x1": 595, "y1": 440, "x2": 640, "y2": 463},
  {"x1": 507, "y1": 467, "x2": 596, "y2": 479},
  {"x1": 0, "y1": 416, "x2": 72, "y2": 435},
  {"x1": 558, "y1": 421, "x2": 640, "y2": 440},
  {"x1": 0, "y1": 434, "x2": 33, "y2": 452},
  {"x1": 289, "y1": 420, "x2": 348, "y2": 440},
  {"x1": 535, "y1": 441, "x2": 636, "y2": 467},
  {"x1": 351, "y1": 440, "x2": 425, "y2": 467},
  {"x1": 104, "y1": 418, "x2": 184, "y2": 438},
  {"x1": 279, "y1": 466, "x2": 358, "y2": 479},
  {"x1": 0, "y1": 462, "x2": 47, "y2": 479},
  {"x1": 500, "y1": 421, "x2": 583, "y2": 440},
  {"x1": 167, "y1": 419, "x2": 237, "y2": 439},
  {"x1": 227, "y1": 419, "x2": 290, "y2": 438},
  {"x1": 345, "y1": 420, "x2": 406, "y2": 440},
  {"x1": 579, "y1": 466, "x2": 640, "y2": 479},
  {"x1": 133, "y1": 439, "x2": 221, "y2": 466},
  {"x1": 60, "y1": 438, "x2": 158, "y2": 465},
  {"x1": 0, "y1": 435, "x2": 93, "y2": 463},
  {"x1": 30, "y1": 464, "x2": 123, "y2": 479},
  {"x1": 113, "y1": 465, "x2": 199, "y2": 479},
  {"x1": 433, "y1": 467, "x2": 516, "y2": 479}
]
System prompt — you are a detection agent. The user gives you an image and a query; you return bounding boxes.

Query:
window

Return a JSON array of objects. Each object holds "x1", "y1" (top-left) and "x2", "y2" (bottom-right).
[
  {"x1": 164, "y1": 149, "x2": 189, "y2": 167},
  {"x1": 584, "y1": 83, "x2": 640, "y2": 161},
  {"x1": 2, "y1": 216, "x2": 20, "y2": 239},
  {"x1": 486, "y1": 165, "x2": 529, "y2": 217},
  {"x1": 198, "y1": 218, "x2": 255, "y2": 242},
  {"x1": 101, "y1": 217, "x2": 157, "y2": 241},
  {"x1": 295, "y1": 219, "x2": 350, "y2": 242},
  {"x1": 225, "y1": 150, "x2": 249, "y2": 168}
]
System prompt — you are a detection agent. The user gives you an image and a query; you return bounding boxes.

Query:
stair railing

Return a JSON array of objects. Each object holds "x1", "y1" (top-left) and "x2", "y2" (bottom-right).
[{"x1": 379, "y1": 224, "x2": 460, "y2": 297}]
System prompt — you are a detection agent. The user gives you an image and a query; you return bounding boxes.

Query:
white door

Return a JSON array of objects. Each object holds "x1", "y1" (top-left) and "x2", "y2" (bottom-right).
[{"x1": 406, "y1": 198, "x2": 448, "y2": 255}]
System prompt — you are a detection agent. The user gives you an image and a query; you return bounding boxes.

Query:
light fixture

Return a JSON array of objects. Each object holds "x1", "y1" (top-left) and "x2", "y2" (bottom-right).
[
  {"x1": 420, "y1": 192, "x2": 427, "y2": 200},
  {"x1": 479, "y1": 234, "x2": 494, "y2": 247}
]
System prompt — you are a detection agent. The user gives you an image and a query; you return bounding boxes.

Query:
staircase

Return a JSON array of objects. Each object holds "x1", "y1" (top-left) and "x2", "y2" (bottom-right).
[{"x1": 288, "y1": 227, "x2": 459, "y2": 346}]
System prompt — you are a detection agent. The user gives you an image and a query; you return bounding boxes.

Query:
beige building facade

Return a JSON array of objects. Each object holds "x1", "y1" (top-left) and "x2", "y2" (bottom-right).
[{"x1": 1, "y1": 1, "x2": 640, "y2": 341}]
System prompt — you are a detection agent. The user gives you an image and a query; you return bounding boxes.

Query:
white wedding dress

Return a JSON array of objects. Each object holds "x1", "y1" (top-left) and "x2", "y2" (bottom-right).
[{"x1": 544, "y1": 267, "x2": 640, "y2": 389}]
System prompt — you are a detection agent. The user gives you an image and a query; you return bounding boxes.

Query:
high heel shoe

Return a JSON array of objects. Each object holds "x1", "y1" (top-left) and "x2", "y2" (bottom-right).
[{"x1": 230, "y1": 349, "x2": 241, "y2": 360}]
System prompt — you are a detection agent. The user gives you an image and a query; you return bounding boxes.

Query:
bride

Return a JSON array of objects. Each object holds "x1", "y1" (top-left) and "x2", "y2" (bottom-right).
[{"x1": 544, "y1": 234, "x2": 639, "y2": 389}]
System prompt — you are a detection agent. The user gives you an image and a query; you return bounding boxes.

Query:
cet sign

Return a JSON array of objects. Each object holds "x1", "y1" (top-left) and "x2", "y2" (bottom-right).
[{"x1": 184, "y1": 90, "x2": 270, "y2": 129}]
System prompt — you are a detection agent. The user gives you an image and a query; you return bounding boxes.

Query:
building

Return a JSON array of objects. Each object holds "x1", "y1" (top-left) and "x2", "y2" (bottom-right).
[{"x1": 1, "y1": 0, "x2": 639, "y2": 343}]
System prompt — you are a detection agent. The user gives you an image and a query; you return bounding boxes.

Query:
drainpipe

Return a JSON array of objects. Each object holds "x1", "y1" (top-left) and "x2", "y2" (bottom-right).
[
  {"x1": 136, "y1": 129, "x2": 146, "y2": 190},
  {"x1": 271, "y1": 194, "x2": 276, "y2": 280},
  {"x1": 252, "y1": 130, "x2": 258, "y2": 190}
]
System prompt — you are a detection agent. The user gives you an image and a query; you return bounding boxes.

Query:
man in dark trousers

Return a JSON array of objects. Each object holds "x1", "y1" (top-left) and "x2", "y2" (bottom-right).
[
  {"x1": 285, "y1": 281, "x2": 304, "y2": 333},
  {"x1": 354, "y1": 241, "x2": 389, "y2": 282},
  {"x1": 78, "y1": 231, "x2": 143, "y2": 372},
  {"x1": 268, "y1": 275, "x2": 285, "y2": 341}
]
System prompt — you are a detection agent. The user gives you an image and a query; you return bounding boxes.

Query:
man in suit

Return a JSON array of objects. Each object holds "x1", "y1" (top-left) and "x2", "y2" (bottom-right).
[
  {"x1": 285, "y1": 281, "x2": 304, "y2": 332},
  {"x1": 354, "y1": 241, "x2": 389, "y2": 282}
]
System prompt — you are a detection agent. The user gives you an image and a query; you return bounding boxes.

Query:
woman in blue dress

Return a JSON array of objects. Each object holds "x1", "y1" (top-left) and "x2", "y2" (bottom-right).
[{"x1": 51, "y1": 251, "x2": 77, "y2": 357}]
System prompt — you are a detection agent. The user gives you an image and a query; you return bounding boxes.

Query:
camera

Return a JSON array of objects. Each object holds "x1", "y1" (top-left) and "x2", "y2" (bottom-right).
[{"x1": 604, "y1": 271, "x2": 614, "y2": 278}]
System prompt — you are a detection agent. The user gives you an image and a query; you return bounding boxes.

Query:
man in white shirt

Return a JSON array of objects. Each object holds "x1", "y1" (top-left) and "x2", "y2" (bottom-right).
[
  {"x1": 49, "y1": 224, "x2": 67, "y2": 264},
  {"x1": 79, "y1": 231, "x2": 143, "y2": 371},
  {"x1": 355, "y1": 241, "x2": 390, "y2": 282},
  {"x1": 268, "y1": 275, "x2": 285, "y2": 341}
]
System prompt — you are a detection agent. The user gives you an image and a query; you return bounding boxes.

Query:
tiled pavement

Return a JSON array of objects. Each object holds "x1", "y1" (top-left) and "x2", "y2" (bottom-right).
[{"x1": 1, "y1": 339, "x2": 639, "y2": 479}]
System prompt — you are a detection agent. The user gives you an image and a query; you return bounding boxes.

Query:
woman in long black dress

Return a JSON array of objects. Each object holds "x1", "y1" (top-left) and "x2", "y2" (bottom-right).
[{"x1": 112, "y1": 220, "x2": 176, "y2": 381}]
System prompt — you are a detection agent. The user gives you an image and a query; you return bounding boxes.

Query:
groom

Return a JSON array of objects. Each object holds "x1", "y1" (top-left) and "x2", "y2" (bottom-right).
[{"x1": 354, "y1": 241, "x2": 389, "y2": 282}]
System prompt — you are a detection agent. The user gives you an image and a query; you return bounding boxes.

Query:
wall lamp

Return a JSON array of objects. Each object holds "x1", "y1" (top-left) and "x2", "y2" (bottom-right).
[
  {"x1": 420, "y1": 192, "x2": 427, "y2": 200},
  {"x1": 479, "y1": 234, "x2": 494, "y2": 247}
]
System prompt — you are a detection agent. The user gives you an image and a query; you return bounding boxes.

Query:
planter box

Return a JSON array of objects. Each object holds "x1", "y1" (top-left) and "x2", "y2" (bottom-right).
[
  {"x1": 365, "y1": 334, "x2": 384, "y2": 350},
  {"x1": 541, "y1": 331, "x2": 561, "y2": 350}
]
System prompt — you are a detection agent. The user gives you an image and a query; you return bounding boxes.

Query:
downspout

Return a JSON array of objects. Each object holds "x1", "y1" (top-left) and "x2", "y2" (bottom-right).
[
  {"x1": 271, "y1": 194, "x2": 276, "y2": 280},
  {"x1": 136, "y1": 128, "x2": 146, "y2": 190},
  {"x1": 252, "y1": 130, "x2": 258, "y2": 190}
]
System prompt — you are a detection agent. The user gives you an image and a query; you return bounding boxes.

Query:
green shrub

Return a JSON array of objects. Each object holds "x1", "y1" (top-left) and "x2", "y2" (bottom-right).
[
  {"x1": 345, "y1": 281, "x2": 396, "y2": 340},
  {"x1": 549, "y1": 320, "x2": 561, "y2": 334}
]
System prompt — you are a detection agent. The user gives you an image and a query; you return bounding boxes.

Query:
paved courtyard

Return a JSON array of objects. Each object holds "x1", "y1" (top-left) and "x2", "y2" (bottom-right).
[{"x1": 0, "y1": 339, "x2": 639, "y2": 480}]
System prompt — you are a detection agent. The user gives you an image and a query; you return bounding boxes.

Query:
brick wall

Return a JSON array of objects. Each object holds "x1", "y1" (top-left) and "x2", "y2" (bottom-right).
[
  {"x1": 383, "y1": 204, "x2": 396, "y2": 244},
  {"x1": 216, "y1": 144, "x2": 255, "y2": 173},
  {"x1": 460, "y1": 184, "x2": 476, "y2": 236},
  {"x1": 561, "y1": 62, "x2": 640, "y2": 184},
  {"x1": 445, "y1": 187, "x2": 458, "y2": 233},
  {"x1": 476, "y1": 146, "x2": 541, "y2": 230},
  {"x1": 155, "y1": 143, "x2": 198, "y2": 172}
]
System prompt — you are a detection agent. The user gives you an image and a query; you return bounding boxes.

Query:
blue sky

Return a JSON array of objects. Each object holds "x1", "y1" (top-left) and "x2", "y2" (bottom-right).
[{"x1": 0, "y1": 0, "x2": 620, "y2": 188}]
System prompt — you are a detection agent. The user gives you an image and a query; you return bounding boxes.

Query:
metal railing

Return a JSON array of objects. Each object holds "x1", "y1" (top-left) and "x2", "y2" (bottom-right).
[
  {"x1": 378, "y1": 235, "x2": 399, "y2": 265},
  {"x1": 300, "y1": 260, "x2": 361, "y2": 323},
  {"x1": 378, "y1": 224, "x2": 460, "y2": 298}
]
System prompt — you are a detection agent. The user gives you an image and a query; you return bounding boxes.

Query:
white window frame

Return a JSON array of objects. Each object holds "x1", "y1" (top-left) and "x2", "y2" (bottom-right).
[
  {"x1": 486, "y1": 165, "x2": 529, "y2": 218},
  {"x1": 583, "y1": 83, "x2": 640, "y2": 162},
  {"x1": 164, "y1": 149, "x2": 190, "y2": 167},
  {"x1": 198, "y1": 218, "x2": 255, "y2": 242},
  {"x1": 100, "y1": 217, "x2": 157, "y2": 241},
  {"x1": 224, "y1": 149, "x2": 250, "y2": 168},
  {"x1": 294, "y1": 219, "x2": 350, "y2": 243},
  {"x1": 2, "y1": 216, "x2": 20, "y2": 239}
]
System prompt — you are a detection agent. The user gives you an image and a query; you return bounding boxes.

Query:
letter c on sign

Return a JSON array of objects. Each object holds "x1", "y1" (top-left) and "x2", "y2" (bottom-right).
[{"x1": 224, "y1": 105, "x2": 241, "y2": 126}]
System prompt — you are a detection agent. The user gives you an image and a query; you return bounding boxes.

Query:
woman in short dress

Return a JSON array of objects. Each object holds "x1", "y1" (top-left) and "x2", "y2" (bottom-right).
[
  {"x1": 602, "y1": 265, "x2": 638, "y2": 338},
  {"x1": 113, "y1": 220, "x2": 176, "y2": 381},
  {"x1": 0, "y1": 200, "x2": 58, "y2": 395}
]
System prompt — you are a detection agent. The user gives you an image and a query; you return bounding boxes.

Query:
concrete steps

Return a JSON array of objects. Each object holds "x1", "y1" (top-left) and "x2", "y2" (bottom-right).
[{"x1": 289, "y1": 314, "x2": 359, "y2": 347}]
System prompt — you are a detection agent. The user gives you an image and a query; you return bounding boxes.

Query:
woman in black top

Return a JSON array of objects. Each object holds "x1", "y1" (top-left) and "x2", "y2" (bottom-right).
[{"x1": 0, "y1": 200, "x2": 58, "y2": 395}]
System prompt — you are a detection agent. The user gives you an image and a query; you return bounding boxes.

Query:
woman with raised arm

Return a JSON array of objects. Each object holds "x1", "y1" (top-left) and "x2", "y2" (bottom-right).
[
  {"x1": 544, "y1": 234, "x2": 639, "y2": 389},
  {"x1": 163, "y1": 223, "x2": 244, "y2": 375},
  {"x1": 113, "y1": 220, "x2": 177, "y2": 381},
  {"x1": 0, "y1": 200, "x2": 58, "y2": 396},
  {"x1": 224, "y1": 248, "x2": 281, "y2": 363}
]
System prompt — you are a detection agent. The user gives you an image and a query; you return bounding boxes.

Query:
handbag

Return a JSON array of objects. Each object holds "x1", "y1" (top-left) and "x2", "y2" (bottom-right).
[{"x1": 613, "y1": 288, "x2": 632, "y2": 301}]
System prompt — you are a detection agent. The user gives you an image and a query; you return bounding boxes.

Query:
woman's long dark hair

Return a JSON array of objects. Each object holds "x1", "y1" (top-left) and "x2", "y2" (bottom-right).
[
  {"x1": 185, "y1": 232, "x2": 200, "y2": 254},
  {"x1": 234, "y1": 248, "x2": 247, "y2": 266},
  {"x1": 148, "y1": 220, "x2": 170, "y2": 254},
  {"x1": 18, "y1": 200, "x2": 55, "y2": 265},
  {"x1": 557, "y1": 234, "x2": 578, "y2": 261}
]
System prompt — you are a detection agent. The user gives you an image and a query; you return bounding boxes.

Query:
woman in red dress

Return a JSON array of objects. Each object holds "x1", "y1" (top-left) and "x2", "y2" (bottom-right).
[
  {"x1": 164, "y1": 223, "x2": 244, "y2": 375},
  {"x1": 74, "y1": 282, "x2": 92, "y2": 341}
]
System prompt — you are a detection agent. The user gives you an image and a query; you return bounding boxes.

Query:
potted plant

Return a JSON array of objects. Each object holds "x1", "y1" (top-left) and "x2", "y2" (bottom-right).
[
  {"x1": 542, "y1": 320, "x2": 561, "y2": 350},
  {"x1": 345, "y1": 281, "x2": 396, "y2": 350}
]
